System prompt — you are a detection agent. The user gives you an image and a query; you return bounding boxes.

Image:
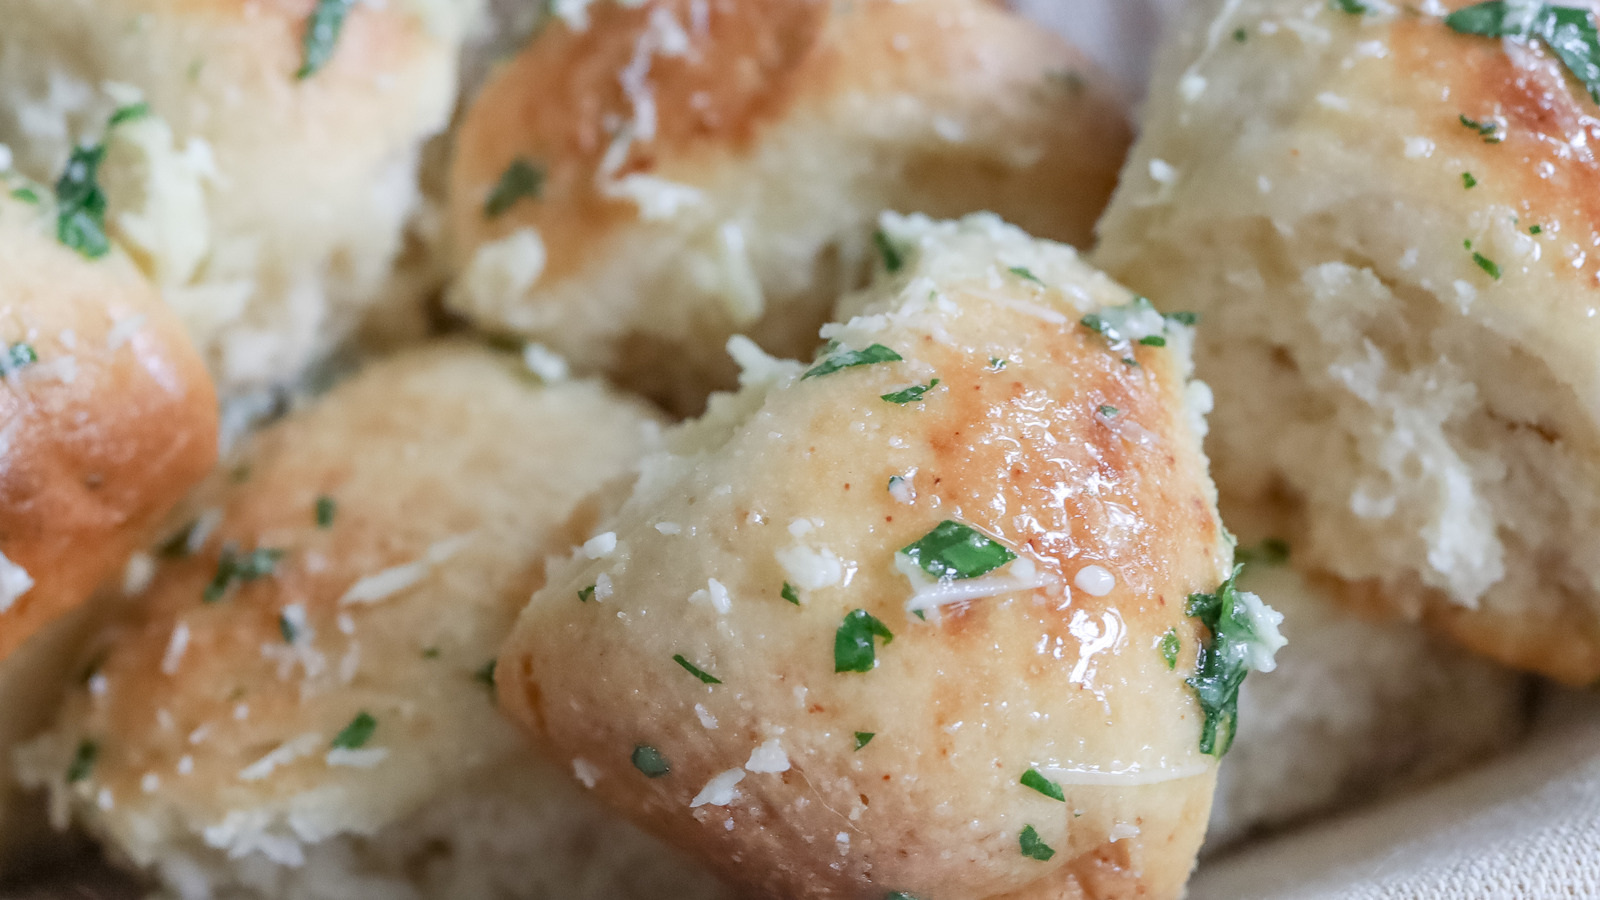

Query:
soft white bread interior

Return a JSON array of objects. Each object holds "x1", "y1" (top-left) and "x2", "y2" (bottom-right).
[
  {"x1": 1207, "y1": 554, "x2": 1526, "y2": 851},
  {"x1": 498, "y1": 213, "x2": 1264, "y2": 900},
  {"x1": 447, "y1": 0, "x2": 1130, "y2": 411},
  {"x1": 1095, "y1": 0, "x2": 1600, "y2": 683},
  {"x1": 0, "y1": 0, "x2": 467, "y2": 392},
  {"x1": 14, "y1": 343, "x2": 730, "y2": 900}
]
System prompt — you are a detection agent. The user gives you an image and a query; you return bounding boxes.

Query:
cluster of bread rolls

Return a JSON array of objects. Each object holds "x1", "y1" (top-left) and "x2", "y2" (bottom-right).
[{"x1": 1, "y1": 0, "x2": 1578, "y2": 896}]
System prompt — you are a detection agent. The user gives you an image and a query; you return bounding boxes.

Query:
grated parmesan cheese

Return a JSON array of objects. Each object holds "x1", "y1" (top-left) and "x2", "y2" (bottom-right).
[
  {"x1": 0, "y1": 550, "x2": 34, "y2": 614},
  {"x1": 690, "y1": 767, "x2": 745, "y2": 808},
  {"x1": 339, "y1": 536, "x2": 471, "y2": 605},
  {"x1": 583, "y1": 532, "x2": 618, "y2": 559},
  {"x1": 239, "y1": 733, "x2": 321, "y2": 782},
  {"x1": 1073, "y1": 565, "x2": 1116, "y2": 597},
  {"x1": 160, "y1": 622, "x2": 191, "y2": 675},
  {"x1": 745, "y1": 739, "x2": 790, "y2": 774}
]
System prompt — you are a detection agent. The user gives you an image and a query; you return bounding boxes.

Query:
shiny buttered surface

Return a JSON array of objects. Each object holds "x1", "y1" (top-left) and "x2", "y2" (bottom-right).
[
  {"x1": 500, "y1": 214, "x2": 1238, "y2": 900},
  {"x1": 18, "y1": 345, "x2": 728, "y2": 900},
  {"x1": 0, "y1": 194, "x2": 217, "y2": 664},
  {"x1": 1096, "y1": 0, "x2": 1600, "y2": 683},
  {"x1": 0, "y1": 0, "x2": 463, "y2": 391},
  {"x1": 448, "y1": 0, "x2": 1129, "y2": 411}
]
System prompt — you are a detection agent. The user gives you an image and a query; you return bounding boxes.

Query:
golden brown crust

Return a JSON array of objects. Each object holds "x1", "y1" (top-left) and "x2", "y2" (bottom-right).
[
  {"x1": 446, "y1": 0, "x2": 1130, "y2": 411},
  {"x1": 500, "y1": 215, "x2": 1226, "y2": 900},
  {"x1": 0, "y1": 198, "x2": 217, "y2": 662}
]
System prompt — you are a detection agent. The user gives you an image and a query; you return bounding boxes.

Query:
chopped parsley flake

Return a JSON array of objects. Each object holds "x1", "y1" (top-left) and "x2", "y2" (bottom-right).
[
  {"x1": 632, "y1": 744, "x2": 670, "y2": 778},
  {"x1": 873, "y1": 229, "x2": 905, "y2": 273},
  {"x1": 66, "y1": 740, "x2": 98, "y2": 783},
  {"x1": 578, "y1": 584, "x2": 596, "y2": 603},
  {"x1": 278, "y1": 612, "x2": 299, "y2": 644},
  {"x1": 1160, "y1": 628, "x2": 1181, "y2": 670},
  {"x1": 3, "y1": 342, "x2": 37, "y2": 373},
  {"x1": 881, "y1": 379, "x2": 939, "y2": 404},
  {"x1": 158, "y1": 520, "x2": 201, "y2": 558},
  {"x1": 1098, "y1": 405, "x2": 1119, "y2": 417},
  {"x1": 1008, "y1": 265, "x2": 1044, "y2": 285},
  {"x1": 782, "y1": 582, "x2": 801, "y2": 605},
  {"x1": 1080, "y1": 296, "x2": 1192, "y2": 347},
  {"x1": 108, "y1": 102, "x2": 150, "y2": 127},
  {"x1": 297, "y1": 0, "x2": 355, "y2": 79},
  {"x1": 1167, "y1": 311, "x2": 1200, "y2": 326},
  {"x1": 1139, "y1": 335, "x2": 1167, "y2": 347},
  {"x1": 1236, "y1": 537, "x2": 1291, "y2": 566},
  {"x1": 9, "y1": 186, "x2": 38, "y2": 204},
  {"x1": 1446, "y1": 2, "x2": 1600, "y2": 104},
  {"x1": 1530, "y1": 224, "x2": 1544, "y2": 234},
  {"x1": 202, "y1": 547, "x2": 284, "y2": 603},
  {"x1": 483, "y1": 158, "x2": 545, "y2": 219},
  {"x1": 834, "y1": 609, "x2": 894, "y2": 673},
  {"x1": 422, "y1": 647, "x2": 441, "y2": 659},
  {"x1": 1462, "y1": 171, "x2": 1479, "y2": 188},
  {"x1": 314, "y1": 495, "x2": 337, "y2": 528},
  {"x1": 854, "y1": 731, "x2": 875, "y2": 750},
  {"x1": 898, "y1": 520, "x2": 1016, "y2": 581},
  {"x1": 1186, "y1": 566, "x2": 1286, "y2": 756},
  {"x1": 802, "y1": 343, "x2": 903, "y2": 380},
  {"x1": 475, "y1": 660, "x2": 498, "y2": 689},
  {"x1": 989, "y1": 357, "x2": 1007, "y2": 370},
  {"x1": 672, "y1": 654, "x2": 722, "y2": 685},
  {"x1": 1331, "y1": 0, "x2": 1370, "y2": 12},
  {"x1": 1019, "y1": 825, "x2": 1056, "y2": 861},
  {"x1": 1021, "y1": 768, "x2": 1066, "y2": 802},
  {"x1": 1473, "y1": 251, "x2": 1503, "y2": 279},
  {"x1": 331, "y1": 712, "x2": 376, "y2": 750},
  {"x1": 1459, "y1": 113, "x2": 1504, "y2": 142},
  {"x1": 55, "y1": 143, "x2": 110, "y2": 259},
  {"x1": 1233, "y1": 26, "x2": 1249, "y2": 41}
]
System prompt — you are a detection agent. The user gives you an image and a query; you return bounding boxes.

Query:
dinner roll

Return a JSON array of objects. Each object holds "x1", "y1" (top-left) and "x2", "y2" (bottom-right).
[
  {"x1": 14, "y1": 344, "x2": 730, "y2": 900},
  {"x1": 0, "y1": 192, "x2": 217, "y2": 664},
  {"x1": 499, "y1": 213, "x2": 1278, "y2": 900},
  {"x1": 1096, "y1": 0, "x2": 1600, "y2": 683},
  {"x1": 447, "y1": 0, "x2": 1129, "y2": 411},
  {"x1": 0, "y1": 0, "x2": 467, "y2": 392},
  {"x1": 1206, "y1": 548, "x2": 1526, "y2": 851}
]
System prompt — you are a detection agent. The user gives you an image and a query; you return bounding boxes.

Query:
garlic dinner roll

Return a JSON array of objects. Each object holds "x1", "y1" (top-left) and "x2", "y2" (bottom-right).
[
  {"x1": 15, "y1": 344, "x2": 730, "y2": 900},
  {"x1": 0, "y1": 0, "x2": 468, "y2": 392},
  {"x1": 0, "y1": 192, "x2": 217, "y2": 665},
  {"x1": 447, "y1": 0, "x2": 1129, "y2": 411},
  {"x1": 1096, "y1": 0, "x2": 1600, "y2": 683},
  {"x1": 1205, "y1": 551, "x2": 1526, "y2": 851},
  {"x1": 499, "y1": 213, "x2": 1277, "y2": 900}
]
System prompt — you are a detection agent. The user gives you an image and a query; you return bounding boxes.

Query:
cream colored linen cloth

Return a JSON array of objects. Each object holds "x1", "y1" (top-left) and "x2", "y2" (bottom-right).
[{"x1": 1188, "y1": 693, "x2": 1600, "y2": 899}]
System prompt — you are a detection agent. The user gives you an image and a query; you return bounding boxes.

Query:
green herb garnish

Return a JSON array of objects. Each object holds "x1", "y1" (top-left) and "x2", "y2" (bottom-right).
[
  {"x1": 1473, "y1": 251, "x2": 1503, "y2": 278},
  {"x1": 1331, "y1": 0, "x2": 1370, "y2": 12},
  {"x1": 1446, "y1": 2, "x2": 1600, "y2": 103},
  {"x1": 475, "y1": 660, "x2": 498, "y2": 689},
  {"x1": 1463, "y1": 171, "x2": 1479, "y2": 188},
  {"x1": 1233, "y1": 26, "x2": 1249, "y2": 41},
  {"x1": 672, "y1": 654, "x2": 722, "y2": 685},
  {"x1": 802, "y1": 343, "x2": 903, "y2": 380},
  {"x1": 55, "y1": 144, "x2": 110, "y2": 259},
  {"x1": 108, "y1": 103, "x2": 150, "y2": 127},
  {"x1": 1008, "y1": 265, "x2": 1044, "y2": 285},
  {"x1": 3, "y1": 342, "x2": 37, "y2": 372},
  {"x1": 834, "y1": 609, "x2": 894, "y2": 673},
  {"x1": 1139, "y1": 335, "x2": 1167, "y2": 347},
  {"x1": 278, "y1": 612, "x2": 300, "y2": 644},
  {"x1": 1080, "y1": 296, "x2": 1192, "y2": 346},
  {"x1": 989, "y1": 357, "x2": 1007, "y2": 370},
  {"x1": 578, "y1": 584, "x2": 596, "y2": 603},
  {"x1": 854, "y1": 731, "x2": 875, "y2": 750},
  {"x1": 632, "y1": 744, "x2": 670, "y2": 777},
  {"x1": 1159, "y1": 628, "x2": 1181, "y2": 669},
  {"x1": 1530, "y1": 223, "x2": 1545, "y2": 234},
  {"x1": 1186, "y1": 566, "x2": 1281, "y2": 756},
  {"x1": 1019, "y1": 825, "x2": 1056, "y2": 861},
  {"x1": 781, "y1": 582, "x2": 801, "y2": 605},
  {"x1": 331, "y1": 711, "x2": 376, "y2": 750},
  {"x1": 881, "y1": 379, "x2": 939, "y2": 404},
  {"x1": 898, "y1": 520, "x2": 1016, "y2": 581},
  {"x1": 1459, "y1": 113, "x2": 1504, "y2": 142},
  {"x1": 66, "y1": 740, "x2": 98, "y2": 783},
  {"x1": 9, "y1": 186, "x2": 39, "y2": 204},
  {"x1": 874, "y1": 230, "x2": 905, "y2": 273},
  {"x1": 483, "y1": 158, "x2": 545, "y2": 219},
  {"x1": 297, "y1": 0, "x2": 356, "y2": 79},
  {"x1": 314, "y1": 495, "x2": 337, "y2": 528},
  {"x1": 1235, "y1": 537, "x2": 1290, "y2": 566},
  {"x1": 1098, "y1": 405, "x2": 1119, "y2": 417},
  {"x1": 202, "y1": 546, "x2": 283, "y2": 603},
  {"x1": 1021, "y1": 768, "x2": 1065, "y2": 802}
]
